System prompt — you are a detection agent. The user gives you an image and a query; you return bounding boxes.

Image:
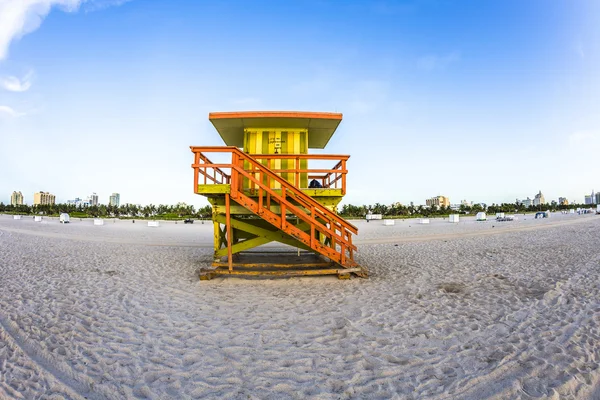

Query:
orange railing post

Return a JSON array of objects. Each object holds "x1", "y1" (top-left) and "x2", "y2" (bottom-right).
[{"x1": 341, "y1": 160, "x2": 347, "y2": 195}]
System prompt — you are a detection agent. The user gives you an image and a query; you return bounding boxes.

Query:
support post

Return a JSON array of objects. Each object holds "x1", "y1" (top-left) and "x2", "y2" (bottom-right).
[
  {"x1": 193, "y1": 151, "x2": 199, "y2": 192},
  {"x1": 213, "y1": 221, "x2": 221, "y2": 262},
  {"x1": 225, "y1": 193, "x2": 233, "y2": 271}
]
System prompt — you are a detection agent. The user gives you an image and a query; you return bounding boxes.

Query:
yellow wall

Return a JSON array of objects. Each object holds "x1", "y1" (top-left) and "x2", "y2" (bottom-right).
[{"x1": 243, "y1": 129, "x2": 308, "y2": 189}]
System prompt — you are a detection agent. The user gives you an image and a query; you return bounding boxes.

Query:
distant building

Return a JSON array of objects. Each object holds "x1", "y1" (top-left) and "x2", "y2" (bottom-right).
[
  {"x1": 426, "y1": 196, "x2": 450, "y2": 208},
  {"x1": 583, "y1": 190, "x2": 599, "y2": 205},
  {"x1": 88, "y1": 193, "x2": 99, "y2": 206},
  {"x1": 33, "y1": 191, "x2": 56, "y2": 205},
  {"x1": 11, "y1": 191, "x2": 24, "y2": 206},
  {"x1": 109, "y1": 193, "x2": 120, "y2": 207},
  {"x1": 558, "y1": 197, "x2": 569, "y2": 206},
  {"x1": 533, "y1": 190, "x2": 545, "y2": 207},
  {"x1": 585, "y1": 190, "x2": 597, "y2": 205},
  {"x1": 67, "y1": 197, "x2": 90, "y2": 207},
  {"x1": 517, "y1": 197, "x2": 533, "y2": 208},
  {"x1": 460, "y1": 200, "x2": 472, "y2": 207}
]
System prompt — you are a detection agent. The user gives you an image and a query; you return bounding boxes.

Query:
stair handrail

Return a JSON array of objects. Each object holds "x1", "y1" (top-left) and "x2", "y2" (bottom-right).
[{"x1": 231, "y1": 163, "x2": 357, "y2": 254}]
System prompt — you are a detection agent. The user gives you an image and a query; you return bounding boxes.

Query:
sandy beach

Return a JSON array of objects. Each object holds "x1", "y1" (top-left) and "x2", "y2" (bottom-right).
[{"x1": 1, "y1": 212, "x2": 599, "y2": 399}]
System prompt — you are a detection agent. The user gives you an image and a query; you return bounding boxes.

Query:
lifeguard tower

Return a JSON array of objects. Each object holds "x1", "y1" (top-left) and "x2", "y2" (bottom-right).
[{"x1": 190, "y1": 111, "x2": 367, "y2": 279}]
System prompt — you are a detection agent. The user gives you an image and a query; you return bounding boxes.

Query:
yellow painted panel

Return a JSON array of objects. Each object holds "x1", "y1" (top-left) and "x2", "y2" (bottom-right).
[
  {"x1": 197, "y1": 184, "x2": 230, "y2": 194},
  {"x1": 242, "y1": 128, "x2": 308, "y2": 189}
]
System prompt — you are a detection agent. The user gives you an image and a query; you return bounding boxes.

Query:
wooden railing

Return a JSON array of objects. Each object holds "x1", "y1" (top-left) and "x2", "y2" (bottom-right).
[
  {"x1": 249, "y1": 154, "x2": 349, "y2": 193},
  {"x1": 192, "y1": 147, "x2": 232, "y2": 187},
  {"x1": 190, "y1": 146, "x2": 357, "y2": 267}
]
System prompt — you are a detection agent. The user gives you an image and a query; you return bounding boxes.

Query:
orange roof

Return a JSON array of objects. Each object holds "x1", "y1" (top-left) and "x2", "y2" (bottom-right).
[{"x1": 209, "y1": 111, "x2": 343, "y2": 148}]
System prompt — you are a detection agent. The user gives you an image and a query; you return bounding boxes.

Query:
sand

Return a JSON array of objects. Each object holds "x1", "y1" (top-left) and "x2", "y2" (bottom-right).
[{"x1": 0, "y1": 212, "x2": 599, "y2": 399}]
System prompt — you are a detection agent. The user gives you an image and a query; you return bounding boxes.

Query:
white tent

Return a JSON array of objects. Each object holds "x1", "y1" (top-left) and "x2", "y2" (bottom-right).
[{"x1": 476, "y1": 212, "x2": 487, "y2": 221}]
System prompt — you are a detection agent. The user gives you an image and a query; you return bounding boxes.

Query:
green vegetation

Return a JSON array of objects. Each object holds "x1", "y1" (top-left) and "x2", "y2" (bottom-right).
[
  {"x1": 2, "y1": 200, "x2": 595, "y2": 221},
  {"x1": 0, "y1": 203, "x2": 213, "y2": 220},
  {"x1": 339, "y1": 202, "x2": 597, "y2": 219}
]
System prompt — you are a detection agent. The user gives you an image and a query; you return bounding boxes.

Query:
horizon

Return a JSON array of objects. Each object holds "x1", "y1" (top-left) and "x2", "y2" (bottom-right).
[
  {"x1": 1, "y1": 1, "x2": 599, "y2": 207},
  {"x1": 4, "y1": 188, "x2": 598, "y2": 208}
]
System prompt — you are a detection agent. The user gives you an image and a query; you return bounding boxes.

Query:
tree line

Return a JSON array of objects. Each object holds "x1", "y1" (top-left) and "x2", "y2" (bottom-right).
[
  {"x1": 2, "y1": 200, "x2": 595, "y2": 220},
  {"x1": 0, "y1": 202, "x2": 213, "y2": 220},
  {"x1": 339, "y1": 202, "x2": 597, "y2": 218}
]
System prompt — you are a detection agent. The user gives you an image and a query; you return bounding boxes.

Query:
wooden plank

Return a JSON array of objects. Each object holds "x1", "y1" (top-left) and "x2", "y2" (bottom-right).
[
  {"x1": 212, "y1": 262, "x2": 335, "y2": 268},
  {"x1": 211, "y1": 268, "x2": 362, "y2": 276},
  {"x1": 197, "y1": 184, "x2": 230, "y2": 194}
]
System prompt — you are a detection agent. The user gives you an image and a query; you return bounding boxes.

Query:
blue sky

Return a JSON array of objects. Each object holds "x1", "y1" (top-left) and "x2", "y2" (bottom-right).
[{"x1": 1, "y1": 0, "x2": 598, "y2": 207}]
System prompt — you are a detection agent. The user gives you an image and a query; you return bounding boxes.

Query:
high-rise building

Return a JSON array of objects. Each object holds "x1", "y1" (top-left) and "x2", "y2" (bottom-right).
[
  {"x1": 33, "y1": 191, "x2": 56, "y2": 205},
  {"x1": 11, "y1": 191, "x2": 24, "y2": 206},
  {"x1": 584, "y1": 190, "x2": 597, "y2": 205},
  {"x1": 533, "y1": 190, "x2": 545, "y2": 207},
  {"x1": 426, "y1": 196, "x2": 450, "y2": 208},
  {"x1": 109, "y1": 193, "x2": 120, "y2": 207},
  {"x1": 88, "y1": 193, "x2": 99, "y2": 206}
]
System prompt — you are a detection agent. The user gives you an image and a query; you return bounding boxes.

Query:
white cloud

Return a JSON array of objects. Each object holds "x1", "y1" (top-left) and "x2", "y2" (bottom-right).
[
  {"x1": 0, "y1": 0, "x2": 83, "y2": 61},
  {"x1": 1, "y1": 70, "x2": 33, "y2": 91},
  {"x1": 417, "y1": 52, "x2": 460, "y2": 71},
  {"x1": 0, "y1": 0, "x2": 132, "y2": 61},
  {"x1": 0, "y1": 105, "x2": 24, "y2": 117}
]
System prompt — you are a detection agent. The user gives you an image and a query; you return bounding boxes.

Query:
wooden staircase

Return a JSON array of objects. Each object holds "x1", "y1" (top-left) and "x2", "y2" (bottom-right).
[{"x1": 191, "y1": 146, "x2": 367, "y2": 278}]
